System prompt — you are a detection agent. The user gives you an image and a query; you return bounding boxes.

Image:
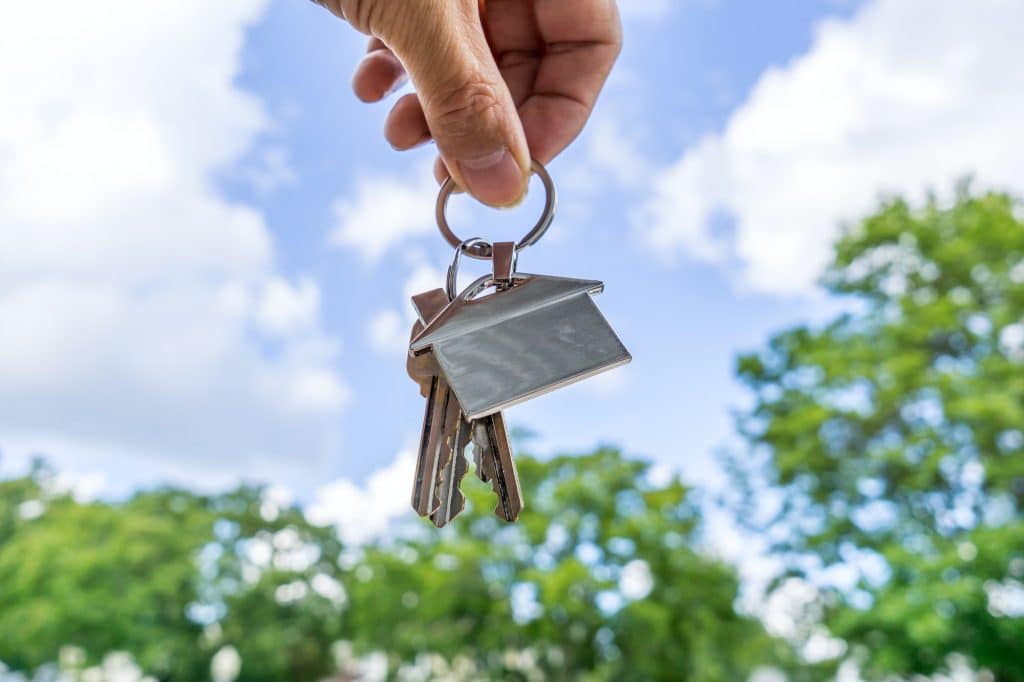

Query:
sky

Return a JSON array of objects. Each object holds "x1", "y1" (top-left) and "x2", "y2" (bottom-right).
[{"x1": 2, "y1": 0, "x2": 1024, "y2": 545}]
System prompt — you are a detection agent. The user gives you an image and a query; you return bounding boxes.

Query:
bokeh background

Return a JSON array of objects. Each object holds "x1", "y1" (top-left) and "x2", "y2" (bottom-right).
[{"x1": 1, "y1": 0, "x2": 1022, "y2": 680}]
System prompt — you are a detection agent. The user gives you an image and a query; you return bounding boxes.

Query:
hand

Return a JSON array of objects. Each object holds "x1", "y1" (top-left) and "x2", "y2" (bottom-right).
[{"x1": 320, "y1": 0, "x2": 622, "y2": 207}]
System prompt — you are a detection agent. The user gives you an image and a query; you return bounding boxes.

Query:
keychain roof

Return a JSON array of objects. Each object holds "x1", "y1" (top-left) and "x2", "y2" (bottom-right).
[
  {"x1": 415, "y1": 161, "x2": 632, "y2": 420},
  {"x1": 410, "y1": 271, "x2": 631, "y2": 420}
]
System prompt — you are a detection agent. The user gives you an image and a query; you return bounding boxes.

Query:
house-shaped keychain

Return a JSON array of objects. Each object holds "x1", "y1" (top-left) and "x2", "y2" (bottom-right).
[{"x1": 410, "y1": 273, "x2": 632, "y2": 420}]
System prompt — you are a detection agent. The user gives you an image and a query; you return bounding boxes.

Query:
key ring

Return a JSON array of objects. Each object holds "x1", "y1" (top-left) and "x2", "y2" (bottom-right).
[
  {"x1": 436, "y1": 160, "x2": 557, "y2": 260},
  {"x1": 446, "y1": 238, "x2": 523, "y2": 300},
  {"x1": 446, "y1": 237, "x2": 489, "y2": 300}
]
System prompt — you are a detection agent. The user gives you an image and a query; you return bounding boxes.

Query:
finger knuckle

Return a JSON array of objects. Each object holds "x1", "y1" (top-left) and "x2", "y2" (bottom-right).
[
  {"x1": 337, "y1": 0, "x2": 385, "y2": 33},
  {"x1": 431, "y1": 76, "x2": 502, "y2": 140}
]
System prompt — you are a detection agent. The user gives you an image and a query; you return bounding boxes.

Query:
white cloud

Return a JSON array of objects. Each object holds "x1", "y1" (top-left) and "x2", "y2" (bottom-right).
[
  {"x1": 365, "y1": 263, "x2": 447, "y2": 356},
  {"x1": 366, "y1": 309, "x2": 407, "y2": 355},
  {"x1": 254, "y1": 277, "x2": 322, "y2": 337},
  {"x1": 238, "y1": 145, "x2": 298, "y2": 194},
  {"x1": 402, "y1": 264, "x2": 446, "y2": 304},
  {"x1": 0, "y1": 0, "x2": 349, "y2": 492},
  {"x1": 636, "y1": 0, "x2": 1024, "y2": 294},
  {"x1": 329, "y1": 165, "x2": 441, "y2": 263},
  {"x1": 306, "y1": 448, "x2": 417, "y2": 545},
  {"x1": 561, "y1": 118, "x2": 652, "y2": 199}
]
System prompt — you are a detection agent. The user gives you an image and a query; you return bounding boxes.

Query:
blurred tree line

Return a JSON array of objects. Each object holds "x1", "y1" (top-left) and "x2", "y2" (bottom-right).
[
  {"x1": 0, "y1": 451, "x2": 795, "y2": 681},
  {"x1": 729, "y1": 187, "x2": 1024, "y2": 681},
  {"x1": 0, "y1": 187, "x2": 1021, "y2": 681}
]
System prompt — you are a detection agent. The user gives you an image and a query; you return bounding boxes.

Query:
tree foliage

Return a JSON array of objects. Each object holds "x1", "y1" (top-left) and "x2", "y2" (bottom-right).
[
  {"x1": 0, "y1": 450, "x2": 792, "y2": 681},
  {"x1": 0, "y1": 462, "x2": 345, "y2": 681},
  {"x1": 731, "y1": 188, "x2": 1024, "y2": 680}
]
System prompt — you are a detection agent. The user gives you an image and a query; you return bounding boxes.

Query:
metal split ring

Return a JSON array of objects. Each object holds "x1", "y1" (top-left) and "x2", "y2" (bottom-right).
[
  {"x1": 436, "y1": 160, "x2": 557, "y2": 260},
  {"x1": 446, "y1": 237, "x2": 525, "y2": 300},
  {"x1": 446, "y1": 237, "x2": 489, "y2": 301}
]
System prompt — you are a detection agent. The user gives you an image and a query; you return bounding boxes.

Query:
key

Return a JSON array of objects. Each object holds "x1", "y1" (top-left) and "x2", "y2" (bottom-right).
[
  {"x1": 471, "y1": 412, "x2": 523, "y2": 522},
  {"x1": 409, "y1": 284, "x2": 523, "y2": 523},
  {"x1": 409, "y1": 288, "x2": 464, "y2": 519},
  {"x1": 472, "y1": 430, "x2": 487, "y2": 482},
  {"x1": 407, "y1": 289, "x2": 449, "y2": 397},
  {"x1": 411, "y1": 372, "x2": 461, "y2": 517},
  {"x1": 431, "y1": 415, "x2": 471, "y2": 527},
  {"x1": 407, "y1": 162, "x2": 631, "y2": 527},
  {"x1": 408, "y1": 283, "x2": 525, "y2": 524}
]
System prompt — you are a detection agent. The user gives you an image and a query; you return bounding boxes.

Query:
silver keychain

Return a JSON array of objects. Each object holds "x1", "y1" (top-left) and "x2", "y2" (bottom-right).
[{"x1": 407, "y1": 161, "x2": 631, "y2": 526}]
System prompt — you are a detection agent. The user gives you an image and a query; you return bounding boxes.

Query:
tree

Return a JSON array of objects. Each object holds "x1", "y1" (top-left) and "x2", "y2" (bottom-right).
[
  {"x1": 0, "y1": 449, "x2": 799, "y2": 681},
  {"x1": 0, "y1": 469, "x2": 345, "y2": 680},
  {"x1": 730, "y1": 187, "x2": 1024, "y2": 680},
  {"x1": 343, "y1": 448, "x2": 798, "y2": 681}
]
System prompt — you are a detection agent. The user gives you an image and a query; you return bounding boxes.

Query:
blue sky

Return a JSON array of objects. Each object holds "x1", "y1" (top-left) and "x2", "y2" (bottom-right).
[
  {"x1": 2, "y1": 0, "x2": 1022, "y2": 543},
  {"x1": 229, "y1": 0, "x2": 856, "y2": 488}
]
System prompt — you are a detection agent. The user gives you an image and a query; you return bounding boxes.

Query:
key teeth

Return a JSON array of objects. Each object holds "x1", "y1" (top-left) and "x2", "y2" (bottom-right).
[
  {"x1": 430, "y1": 454, "x2": 468, "y2": 528},
  {"x1": 488, "y1": 466, "x2": 524, "y2": 522},
  {"x1": 430, "y1": 417, "x2": 471, "y2": 528},
  {"x1": 429, "y1": 448, "x2": 454, "y2": 517}
]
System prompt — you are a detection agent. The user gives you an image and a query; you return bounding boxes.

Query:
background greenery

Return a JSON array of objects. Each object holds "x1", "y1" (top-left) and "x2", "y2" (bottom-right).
[
  {"x1": 1, "y1": 188, "x2": 1021, "y2": 680},
  {"x1": 727, "y1": 187, "x2": 1024, "y2": 682}
]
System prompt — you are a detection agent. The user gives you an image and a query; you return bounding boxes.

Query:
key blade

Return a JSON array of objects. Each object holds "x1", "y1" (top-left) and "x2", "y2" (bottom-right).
[
  {"x1": 472, "y1": 439, "x2": 487, "y2": 482},
  {"x1": 411, "y1": 375, "x2": 441, "y2": 515},
  {"x1": 474, "y1": 413, "x2": 523, "y2": 522},
  {"x1": 430, "y1": 417, "x2": 471, "y2": 528},
  {"x1": 428, "y1": 382, "x2": 463, "y2": 515},
  {"x1": 472, "y1": 421, "x2": 495, "y2": 482},
  {"x1": 411, "y1": 377, "x2": 458, "y2": 516}
]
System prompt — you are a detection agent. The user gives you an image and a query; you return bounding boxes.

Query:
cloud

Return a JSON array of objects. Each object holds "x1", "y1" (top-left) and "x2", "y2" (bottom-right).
[
  {"x1": 0, "y1": 0, "x2": 348, "y2": 492},
  {"x1": 365, "y1": 263, "x2": 447, "y2": 356},
  {"x1": 560, "y1": 118, "x2": 652, "y2": 199},
  {"x1": 237, "y1": 145, "x2": 298, "y2": 194},
  {"x1": 366, "y1": 309, "x2": 407, "y2": 355},
  {"x1": 329, "y1": 165, "x2": 441, "y2": 263},
  {"x1": 252, "y1": 276, "x2": 322, "y2": 337},
  {"x1": 402, "y1": 264, "x2": 447, "y2": 304},
  {"x1": 306, "y1": 448, "x2": 418, "y2": 545},
  {"x1": 635, "y1": 0, "x2": 1024, "y2": 294}
]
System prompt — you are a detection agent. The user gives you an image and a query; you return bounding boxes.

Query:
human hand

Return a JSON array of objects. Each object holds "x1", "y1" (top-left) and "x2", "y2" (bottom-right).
[{"x1": 318, "y1": 0, "x2": 622, "y2": 207}]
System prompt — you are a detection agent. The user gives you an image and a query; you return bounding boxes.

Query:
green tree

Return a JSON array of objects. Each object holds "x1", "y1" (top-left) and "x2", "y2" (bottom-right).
[
  {"x1": 730, "y1": 188, "x2": 1024, "y2": 680},
  {"x1": 0, "y1": 448, "x2": 799, "y2": 681},
  {"x1": 0, "y1": 470, "x2": 345, "y2": 681},
  {"x1": 342, "y1": 448, "x2": 798, "y2": 681}
]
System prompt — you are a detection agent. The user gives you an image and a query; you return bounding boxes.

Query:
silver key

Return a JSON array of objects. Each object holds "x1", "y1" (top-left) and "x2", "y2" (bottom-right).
[
  {"x1": 410, "y1": 270, "x2": 527, "y2": 524},
  {"x1": 407, "y1": 289, "x2": 449, "y2": 397},
  {"x1": 411, "y1": 372, "x2": 461, "y2": 517},
  {"x1": 431, "y1": 415, "x2": 471, "y2": 527},
  {"x1": 409, "y1": 288, "x2": 465, "y2": 520},
  {"x1": 472, "y1": 412, "x2": 523, "y2": 522},
  {"x1": 409, "y1": 287, "x2": 519, "y2": 526}
]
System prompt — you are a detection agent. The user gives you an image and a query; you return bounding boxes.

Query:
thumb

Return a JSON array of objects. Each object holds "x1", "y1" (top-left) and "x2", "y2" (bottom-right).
[{"x1": 376, "y1": 1, "x2": 531, "y2": 207}]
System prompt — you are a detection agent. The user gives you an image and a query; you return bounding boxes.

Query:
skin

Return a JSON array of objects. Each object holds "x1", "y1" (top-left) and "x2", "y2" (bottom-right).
[{"x1": 319, "y1": 0, "x2": 622, "y2": 207}]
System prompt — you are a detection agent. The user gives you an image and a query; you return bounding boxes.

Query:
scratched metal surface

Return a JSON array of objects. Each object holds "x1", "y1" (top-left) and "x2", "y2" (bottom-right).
[{"x1": 433, "y1": 293, "x2": 631, "y2": 420}]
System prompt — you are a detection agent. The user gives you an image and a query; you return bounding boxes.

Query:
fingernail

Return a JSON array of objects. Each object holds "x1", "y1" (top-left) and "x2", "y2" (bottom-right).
[
  {"x1": 391, "y1": 134, "x2": 431, "y2": 152},
  {"x1": 382, "y1": 72, "x2": 408, "y2": 98},
  {"x1": 457, "y1": 149, "x2": 526, "y2": 207}
]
